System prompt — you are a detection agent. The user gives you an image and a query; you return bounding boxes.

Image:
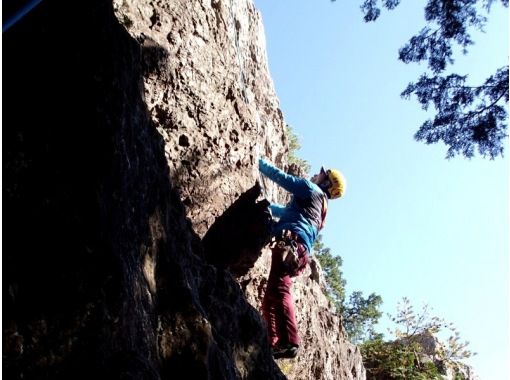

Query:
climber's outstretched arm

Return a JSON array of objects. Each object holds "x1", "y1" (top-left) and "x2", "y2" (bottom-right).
[{"x1": 258, "y1": 158, "x2": 309, "y2": 197}]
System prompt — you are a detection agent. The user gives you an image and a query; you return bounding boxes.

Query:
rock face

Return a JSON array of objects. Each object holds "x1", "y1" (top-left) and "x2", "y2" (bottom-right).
[
  {"x1": 3, "y1": 0, "x2": 364, "y2": 379},
  {"x1": 113, "y1": 0, "x2": 289, "y2": 237},
  {"x1": 411, "y1": 333, "x2": 480, "y2": 380},
  {"x1": 203, "y1": 182, "x2": 273, "y2": 277}
]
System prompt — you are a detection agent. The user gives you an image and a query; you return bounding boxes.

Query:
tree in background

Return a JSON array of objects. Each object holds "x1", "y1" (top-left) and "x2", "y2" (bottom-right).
[
  {"x1": 313, "y1": 235, "x2": 346, "y2": 310},
  {"x1": 285, "y1": 124, "x2": 311, "y2": 175},
  {"x1": 361, "y1": 297, "x2": 475, "y2": 380},
  {"x1": 342, "y1": 291, "x2": 383, "y2": 344},
  {"x1": 312, "y1": 236, "x2": 474, "y2": 379},
  {"x1": 334, "y1": 0, "x2": 509, "y2": 159},
  {"x1": 312, "y1": 236, "x2": 383, "y2": 344},
  {"x1": 284, "y1": 97, "x2": 474, "y2": 379}
]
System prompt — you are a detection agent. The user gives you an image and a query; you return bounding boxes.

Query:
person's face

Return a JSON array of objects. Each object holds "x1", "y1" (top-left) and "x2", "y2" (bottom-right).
[{"x1": 311, "y1": 167, "x2": 329, "y2": 185}]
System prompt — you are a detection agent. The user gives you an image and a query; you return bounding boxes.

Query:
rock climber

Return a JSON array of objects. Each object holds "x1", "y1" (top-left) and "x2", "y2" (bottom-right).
[{"x1": 258, "y1": 157, "x2": 346, "y2": 359}]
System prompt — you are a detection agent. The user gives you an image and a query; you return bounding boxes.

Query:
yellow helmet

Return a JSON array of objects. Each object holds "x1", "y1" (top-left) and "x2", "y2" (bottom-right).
[{"x1": 326, "y1": 169, "x2": 346, "y2": 199}]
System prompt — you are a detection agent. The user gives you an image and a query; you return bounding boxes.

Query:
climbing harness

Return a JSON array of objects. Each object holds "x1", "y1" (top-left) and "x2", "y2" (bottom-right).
[{"x1": 271, "y1": 230, "x2": 301, "y2": 275}]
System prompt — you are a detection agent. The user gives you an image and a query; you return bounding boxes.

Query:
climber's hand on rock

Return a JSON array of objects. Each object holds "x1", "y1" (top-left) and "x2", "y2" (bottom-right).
[{"x1": 286, "y1": 163, "x2": 303, "y2": 177}]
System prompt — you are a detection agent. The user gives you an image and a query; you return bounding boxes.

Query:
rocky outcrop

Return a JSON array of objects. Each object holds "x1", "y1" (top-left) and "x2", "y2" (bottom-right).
[
  {"x1": 4, "y1": 0, "x2": 364, "y2": 379},
  {"x1": 203, "y1": 182, "x2": 272, "y2": 276},
  {"x1": 114, "y1": 1, "x2": 365, "y2": 378},
  {"x1": 4, "y1": 1, "x2": 282, "y2": 379},
  {"x1": 410, "y1": 333, "x2": 480, "y2": 380},
  {"x1": 113, "y1": 0, "x2": 289, "y2": 237}
]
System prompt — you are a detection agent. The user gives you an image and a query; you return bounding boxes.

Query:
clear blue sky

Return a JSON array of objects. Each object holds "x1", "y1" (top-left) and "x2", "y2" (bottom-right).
[{"x1": 253, "y1": 1, "x2": 509, "y2": 379}]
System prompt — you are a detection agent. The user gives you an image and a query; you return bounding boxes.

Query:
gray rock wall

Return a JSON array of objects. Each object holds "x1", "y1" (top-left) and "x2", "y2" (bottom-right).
[
  {"x1": 114, "y1": 1, "x2": 366, "y2": 379},
  {"x1": 4, "y1": 1, "x2": 284, "y2": 378},
  {"x1": 4, "y1": 0, "x2": 365, "y2": 379},
  {"x1": 114, "y1": 0, "x2": 288, "y2": 237}
]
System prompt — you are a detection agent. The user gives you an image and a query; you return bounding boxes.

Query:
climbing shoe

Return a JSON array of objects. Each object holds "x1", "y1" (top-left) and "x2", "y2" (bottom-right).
[{"x1": 272, "y1": 344, "x2": 299, "y2": 359}]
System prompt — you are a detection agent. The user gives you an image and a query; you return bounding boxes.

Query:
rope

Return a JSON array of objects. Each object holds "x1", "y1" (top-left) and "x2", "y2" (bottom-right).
[{"x1": 3, "y1": 0, "x2": 44, "y2": 32}]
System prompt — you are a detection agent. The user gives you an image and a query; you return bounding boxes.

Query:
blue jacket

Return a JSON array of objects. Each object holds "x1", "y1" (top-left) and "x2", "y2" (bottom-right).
[{"x1": 259, "y1": 159, "x2": 327, "y2": 253}]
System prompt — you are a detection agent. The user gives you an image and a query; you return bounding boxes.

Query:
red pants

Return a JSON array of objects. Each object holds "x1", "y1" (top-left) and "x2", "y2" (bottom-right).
[{"x1": 262, "y1": 242, "x2": 307, "y2": 348}]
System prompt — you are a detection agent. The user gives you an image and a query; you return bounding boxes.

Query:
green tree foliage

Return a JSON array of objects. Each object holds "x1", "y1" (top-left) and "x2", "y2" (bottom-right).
[
  {"x1": 334, "y1": 0, "x2": 509, "y2": 159},
  {"x1": 285, "y1": 124, "x2": 311, "y2": 175},
  {"x1": 342, "y1": 291, "x2": 383, "y2": 344},
  {"x1": 312, "y1": 235, "x2": 383, "y2": 344},
  {"x1": 361, "y1": 337, "x2": 443, "y2": 379},
  {"x1": 312, "y1": 235, "x2": 346, "y2": 309},
  {"x1": 390, "y1": 298, "x2": 474, "y2": 363},
  {"x1": 361, "y1": 297, "x2": 475, "y2": 380}
]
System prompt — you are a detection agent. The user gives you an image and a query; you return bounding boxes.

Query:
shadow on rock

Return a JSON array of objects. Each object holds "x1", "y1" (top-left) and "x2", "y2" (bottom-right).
[{"x1": 203, "y1": 182, "x2": 272, "y2": 277}]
